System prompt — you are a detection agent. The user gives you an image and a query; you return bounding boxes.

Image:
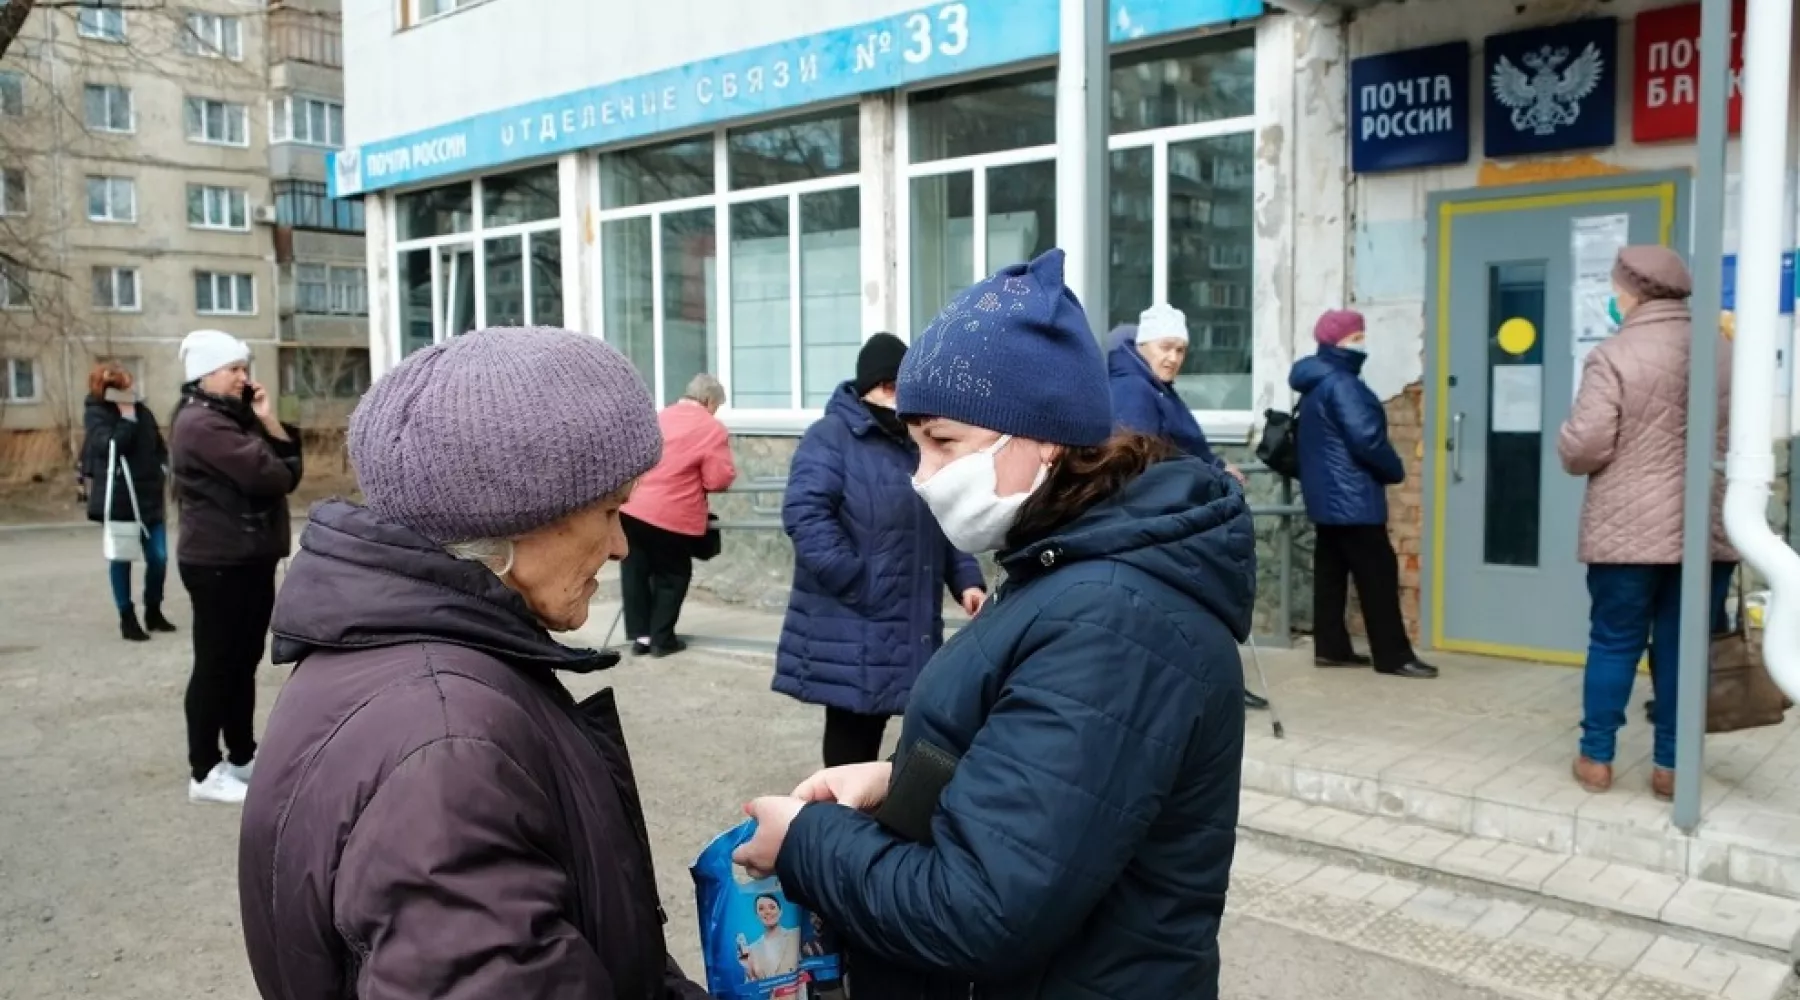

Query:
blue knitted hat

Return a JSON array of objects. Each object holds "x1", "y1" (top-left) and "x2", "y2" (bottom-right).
[{"x1": 896, "y1": 249, "x2": 1112, "y2": 447}]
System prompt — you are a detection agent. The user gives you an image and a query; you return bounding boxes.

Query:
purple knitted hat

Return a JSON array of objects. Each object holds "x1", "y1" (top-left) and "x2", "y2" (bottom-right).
[
  {"x1": 349, "y1": 327, "x2": 662, "y2": 544},
  {"x1": 1314, "y1": 309, "x2": 1366, "y2": 347},
  {"x1": 1613, "y1": 245, "x2": 1692, "y2": 301}
]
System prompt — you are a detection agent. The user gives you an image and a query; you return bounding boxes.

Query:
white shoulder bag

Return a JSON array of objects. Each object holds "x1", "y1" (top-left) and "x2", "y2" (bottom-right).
[{"x1": 102, "y1": 440, "x2": 146, "y2": 563}]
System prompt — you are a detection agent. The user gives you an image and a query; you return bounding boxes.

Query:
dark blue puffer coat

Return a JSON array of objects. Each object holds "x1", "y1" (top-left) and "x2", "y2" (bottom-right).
[
  {"x1": 776, "y1": 456, "x2": 1254, "y2": 1000},
  {"x1": 1289, "y1": 345, "x2": 1405, "y2": 526},
  {"x1": 774, "y1": 382, "x2": 985, "y2": 717},
  {"x1": 1106, "y1": 333, "x2": 1222, "y2": 467}
]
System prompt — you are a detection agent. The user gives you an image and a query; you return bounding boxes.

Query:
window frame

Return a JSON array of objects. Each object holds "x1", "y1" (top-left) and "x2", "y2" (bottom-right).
[
  {"x1": 404, "y1": 0, "x2": 476, "y2": 27},
  {"x1": 269, "y1": 94, "x2": 345, "y2": 148},
  {"x1": 184, "y1": 96, "x2": 250, "y2": 147},
  {"x1": 4, "y1": 358, "x2": 41, "y2": 403},
  {"x1": 76, "y1": 2, "x2": 127, "y2": 43},
  {"x1": 0, "y1": 167, "x2": 26, "y2": 216},
  {"x1": 92, "y1": 265, "x2": 141, "y2": 312},
  {"x1": 182, "y1": 10, "x2": 244, "y2": 61},
  {"x1": 186, "y1": 183, "x2": 250, "y2": 232},
  {"x1": 86, "y1": 175, "x2": 137, "y2": 224},
  {"x1": 83, "y1": 82, "x2": 134, "y2": 133},
  {"x1": 585, "y1": 107, "x2": 866, "y2": 429},
  {"x1": 0, "y1": 71, "x2": 23, "y2": 118},
  {"x1": 195, "y1": 270, "x2": 256, "y2": 316},
  {"x1": 295, "y1": 262, "x2": 367, "y2": 315},
  {"x1": 0, "y1": 259, "x2": 28, "y2": 311},
  {"x1": 895, "y1": 46, "x2": 1259, "y2": 440}
]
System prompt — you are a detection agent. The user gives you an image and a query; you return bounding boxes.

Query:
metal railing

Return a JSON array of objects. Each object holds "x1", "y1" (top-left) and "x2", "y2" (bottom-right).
[{"x1": 704, "y1": 464, "x2": 1302, "y2": 647}]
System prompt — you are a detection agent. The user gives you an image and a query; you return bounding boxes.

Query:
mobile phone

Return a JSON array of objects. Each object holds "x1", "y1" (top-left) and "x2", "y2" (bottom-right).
[{"x1": 103, "y1": 387, "x2": 134, "y2": 404}]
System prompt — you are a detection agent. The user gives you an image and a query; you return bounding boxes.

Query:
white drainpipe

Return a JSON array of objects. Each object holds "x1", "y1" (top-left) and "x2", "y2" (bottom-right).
[{"x1": 1726, "y1": 0, "x2": 1800, "y2": 701}]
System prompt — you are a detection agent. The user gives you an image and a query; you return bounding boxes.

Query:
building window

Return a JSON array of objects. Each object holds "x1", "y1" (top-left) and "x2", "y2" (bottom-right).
[
  {"x1": 76, "y1": 2, "x2": 126, "y2": 42},
  {"x1": 273, "y1": 180, "x2": 363, "y2": 233},
  {"x1": 0, "y1": 259, "x2": 27, "y2": 309},
  {"x1": 183, "y1": 12, "x2": 243, "y2": 60},
  {"x1": 281, "y1": 347, "x2": 371, "y2": 400},
  {"x1": 86, "y1": 176, "x2": 136, "y2": 223},
  {"x1": 83, "y1": 83, "x2": 133, "y2": 132},
  {"x1": 270, "y1": 95, "x2": 344, "y2": 147},
  {"x1": 393, "y1": 163, "x2": 561, "y2": 359},
  {"x1": 296, "y1": 263, "x2": 367, "y2": 315},
  {"x1": 594, "y1": 104, "x2": 863, "y2": 413},
  {"x1": 195, "y1": 271, "x2": 255, "y2": 315},
  {"x1": 5, "y1": 358, "x2": 39, "y2": 402},
  {"x1": 0, "y1": 72, "x2": 22, "y2": 117},
  {"x1": 406, "y1": 0, "x2": 471, "y2": 26},
  {"x1": 184, "y1": 97, "x2": 248, "y2": 146},
  {"x1": 0, "y1": 167, "x2": 25, "y2": 216},
  {"x1": 92, "y1": 266, "x2": 139, "y2": 311},
  {"x1": 187, "y1": 184, "x2": 249, "y2": 230},
  {"x1": 904, "y1": 32, "x2": 1257, "y2": 412}
]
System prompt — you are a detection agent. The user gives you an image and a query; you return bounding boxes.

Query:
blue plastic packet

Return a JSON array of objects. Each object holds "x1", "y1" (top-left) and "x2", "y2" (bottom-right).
[{"x1": 692, "y1": 819, "x2": 844, "y2": 999}]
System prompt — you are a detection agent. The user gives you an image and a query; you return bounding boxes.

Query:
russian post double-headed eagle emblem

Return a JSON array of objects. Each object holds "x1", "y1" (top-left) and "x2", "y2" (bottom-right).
[{"x1": 1491, "y1": 43, "x2": 1605, "y2": 136}]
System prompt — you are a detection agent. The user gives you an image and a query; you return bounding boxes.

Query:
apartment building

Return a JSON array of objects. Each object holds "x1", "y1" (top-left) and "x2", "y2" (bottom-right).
[{"x1": 0, "y1": 0, "x2": 367, "y2": 470}]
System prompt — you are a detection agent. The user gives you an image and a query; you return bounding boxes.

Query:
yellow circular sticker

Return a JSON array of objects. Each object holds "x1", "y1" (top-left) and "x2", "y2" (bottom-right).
[{"x1": 1497, "y1": 318, "x2": 1537, "y2": 356}]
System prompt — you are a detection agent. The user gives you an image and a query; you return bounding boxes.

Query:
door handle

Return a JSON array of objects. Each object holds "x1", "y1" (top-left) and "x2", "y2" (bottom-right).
[{"x1": 1449, "y1": 412, "x2": 1466, "y2": 483}]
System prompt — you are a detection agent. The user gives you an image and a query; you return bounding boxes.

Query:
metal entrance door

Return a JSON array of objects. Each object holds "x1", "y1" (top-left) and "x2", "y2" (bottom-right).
[{"x1": 1424, "y1": 176, "x2": 1687, "y2": 664}]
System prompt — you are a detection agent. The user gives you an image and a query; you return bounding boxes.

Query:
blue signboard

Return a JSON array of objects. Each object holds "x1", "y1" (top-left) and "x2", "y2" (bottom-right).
[
  {"x1": 1720, "y1": 251, "x2": 1797, "y2": 315},
  {"x1": 1349, "y1": 41, "x2": 1470, "y2": 173},
  {"x1": 329, "y1": 0, "x2": 1264, "y2": 197},
  {"x1": 1483, "y1": 17, "x2": 1618, "y2": 158}
]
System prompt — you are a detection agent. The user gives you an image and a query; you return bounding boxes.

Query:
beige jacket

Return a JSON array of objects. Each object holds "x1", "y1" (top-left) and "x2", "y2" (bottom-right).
[{"x1": 1557, "y1": 299, "x2": 1736, "y2": 565}]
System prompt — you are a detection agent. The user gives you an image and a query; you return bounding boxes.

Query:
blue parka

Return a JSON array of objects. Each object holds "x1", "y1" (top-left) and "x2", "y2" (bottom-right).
[
  {"x1": 776, "y1": 457, "x2": 1254, "y2": 1000},
  {"x1": 1107, "y1": 332, "x2": 1222, "y2": 467},
  {"x1": 1289, "y1": 345, "x2": 1405, "y2": 526},
  {"x1": 774, "y1": 382, "x2": 985, "y2": 717}
]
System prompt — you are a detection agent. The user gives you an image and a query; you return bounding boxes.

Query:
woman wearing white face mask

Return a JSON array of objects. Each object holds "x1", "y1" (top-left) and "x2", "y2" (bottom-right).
[{"x1": 732, "y1": 250, "x2": 1257, "y2": 1000}]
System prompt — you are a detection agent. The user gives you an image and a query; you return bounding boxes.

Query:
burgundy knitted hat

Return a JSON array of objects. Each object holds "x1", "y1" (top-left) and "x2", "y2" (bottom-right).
[
  {"x1": 1314, "y1": 309, "x2": 1366, "y2": 347},
  {"x1": 1613, "y1": 245, "x2": 1693, "y2": 301},
  {"x1": 349, "y1": 327, "x2": 662, "y2": 544}
]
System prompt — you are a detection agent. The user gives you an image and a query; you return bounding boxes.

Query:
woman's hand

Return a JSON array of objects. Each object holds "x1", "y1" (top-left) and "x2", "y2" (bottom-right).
[
  {"x1": 961, "y1": 588, "x2": 986, "y2": 616},
  {"x1": 791, "y1": 761, "x2": 892, "y2": 812},
  {"x1": 247, "y1": 381, "x2": 291, "y2": 441},
  {"x1": 733, "y1": 796, "x2": 805, "y2": 878},
  {"x1": 1224, "y1": 463, "x2": 1247, "y2": 486}
]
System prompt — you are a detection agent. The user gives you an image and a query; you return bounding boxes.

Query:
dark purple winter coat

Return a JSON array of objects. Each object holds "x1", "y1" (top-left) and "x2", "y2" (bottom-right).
[{"x1": 239, "y1": 500, "x2": 706, "y2": 1000}]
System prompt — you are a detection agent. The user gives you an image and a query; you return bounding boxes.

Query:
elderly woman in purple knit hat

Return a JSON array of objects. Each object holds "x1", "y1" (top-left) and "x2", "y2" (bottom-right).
[
  {"x1": 238, "y1": 328, "x2": 707, "y2": 999},
  {"x1": 1559, "y1": 245, "x2": 1735, "y2": 801}
]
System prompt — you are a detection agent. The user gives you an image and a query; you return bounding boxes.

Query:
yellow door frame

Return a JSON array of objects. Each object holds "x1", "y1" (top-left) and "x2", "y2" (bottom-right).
[{"x1": 1428, "y1": 182, "x2": 1678, "y2": 665}]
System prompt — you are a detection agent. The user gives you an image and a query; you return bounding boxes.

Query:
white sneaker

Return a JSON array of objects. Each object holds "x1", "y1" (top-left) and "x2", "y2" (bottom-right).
[
  {"x1": 224, "y1": 758, "x2": 255, "y2": 784},
  {"x1": 188, "y1": 764, "x2": 248, "y2": 805}
]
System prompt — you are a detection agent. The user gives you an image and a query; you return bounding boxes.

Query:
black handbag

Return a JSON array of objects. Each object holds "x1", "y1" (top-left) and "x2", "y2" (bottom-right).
[
  {"x1": 1256, "y1": 400, "x2": 1302, "y2": 479},
  {"x1": 690, "y1": 513, "x2": 722, "y2": 562}
]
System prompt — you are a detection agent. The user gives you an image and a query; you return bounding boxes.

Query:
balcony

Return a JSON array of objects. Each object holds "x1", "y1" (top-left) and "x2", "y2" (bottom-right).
[{"x1": 269, "y1": 8, "x2": 342, "y2": 70}]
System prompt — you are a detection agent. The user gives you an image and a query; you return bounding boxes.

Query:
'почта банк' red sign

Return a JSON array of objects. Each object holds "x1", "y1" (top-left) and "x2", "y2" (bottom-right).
[{"x1": 1633, "y1": 0, "x2": 1744, "y2": 143}]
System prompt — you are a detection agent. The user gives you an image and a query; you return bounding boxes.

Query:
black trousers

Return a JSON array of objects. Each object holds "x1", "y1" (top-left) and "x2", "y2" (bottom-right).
[
  {"x1": 1312, "y1": 524, "x2": 1416, "y2": 671},
  {"x1": 620, "y1": 514, "x2": 694, "y2": 650},
  {"x1": 180, "y1": 561, "x2": 276, "y2": 782},
  {"x1": 823, "y1": 707, "x2": 889, "y2": 768}
]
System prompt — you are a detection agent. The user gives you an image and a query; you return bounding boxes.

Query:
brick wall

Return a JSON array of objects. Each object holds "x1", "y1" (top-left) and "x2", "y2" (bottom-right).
[{"x1": 1384, "y1": 384, "x2": 1426, "y2": 640}]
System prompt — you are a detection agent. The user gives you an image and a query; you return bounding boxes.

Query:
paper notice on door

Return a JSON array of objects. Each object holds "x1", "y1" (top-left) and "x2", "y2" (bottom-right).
[
  {"x1": 1570, "y1": 213, "x2": 1631, "y2": 402},
  {"x1": 1491, "y1": 364, "x2": 1544, "y2": 434}
]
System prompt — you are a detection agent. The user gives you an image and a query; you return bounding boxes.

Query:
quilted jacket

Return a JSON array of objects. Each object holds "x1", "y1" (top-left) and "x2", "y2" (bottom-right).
[
  {"x1": 1107, "y1": 334, "x2": 1222, "y2": 466},
  {"x1": 1558, "y1": 299, "x2": 1735, "y2": 565},
  {"x1": 773, "y1": 381, "x2": 985, "y2": 716},
  {"x1": 776, "y1": 456, "x2": 1254, "y2": 1000},
  {"x1": 1289, "y1": 347, "x2": 1405, "y2": 526}
]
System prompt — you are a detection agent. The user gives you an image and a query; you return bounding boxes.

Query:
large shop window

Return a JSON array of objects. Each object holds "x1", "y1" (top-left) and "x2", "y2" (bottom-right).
[
  {"x1": 596, "y1": 104, "x2": 863, "y2": 412},
  {"x1": 392, "y1": 163, "x2": 562, "y2": 358},
  {"x1": 904, "y1": 32, "x2": 1256, "y2": 412}
]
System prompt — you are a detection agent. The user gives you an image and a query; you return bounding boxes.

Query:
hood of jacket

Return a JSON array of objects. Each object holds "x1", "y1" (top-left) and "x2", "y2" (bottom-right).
[
  {"x1": 825, "y1": 378, "x2": 911, "y2": 443},
  {"x1": 269, "y1": 500, "x2": 612, "y2": 674},
  {"x1": 1002, "y1": 457, "x2": 1256, "y2": 641},
  {"x1": 1106, "y1": 332, "x2": 1170, "y2": 390},
  {"x1": 1289, "y1": 345, "x2": 1366, "y2": 392}
]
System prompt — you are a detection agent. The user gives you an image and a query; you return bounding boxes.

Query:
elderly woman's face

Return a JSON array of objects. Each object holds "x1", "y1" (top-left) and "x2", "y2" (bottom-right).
[
  {"x1": 1136, "y1": 338, "x2": 1187, "y2": 383},
  {"x1": 199, "y1": 362, "x2": 249, "y2": 398},
  {"x1": 506, "y1": 486, "x2": 633, "y2": 631},
  {"x1": 910, "y1": 418, "x2": 1059, "y2": 498}
]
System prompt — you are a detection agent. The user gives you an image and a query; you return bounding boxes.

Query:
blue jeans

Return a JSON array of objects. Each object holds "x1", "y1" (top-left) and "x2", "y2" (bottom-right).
[
  {"x1": 108, "y1": 522, "x2": 167, "y2": 612},
  {"x1": 1581, "y1": 561, "x2": 1735, "y2": 769}
]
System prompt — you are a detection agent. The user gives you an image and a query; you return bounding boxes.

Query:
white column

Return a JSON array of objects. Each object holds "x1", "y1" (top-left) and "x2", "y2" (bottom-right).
[
  {"x1": 1054, "y1": 0, "x2": 1109, "y2": 320},
  {"x1": 859, "y1": 93, "x2": 899, "y2": 338},
  {"x1": 364, "y1": 193, "x2": 396, "y2": 380}
]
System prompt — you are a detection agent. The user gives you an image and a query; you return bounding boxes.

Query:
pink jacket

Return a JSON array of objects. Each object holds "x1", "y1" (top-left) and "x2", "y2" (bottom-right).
[
  {"x1": 621, "y1": 400, "x2": 736, "y2": 537},
  {"x1": 1557, "y1": 298, "x2": 1735, "y2": 565}
]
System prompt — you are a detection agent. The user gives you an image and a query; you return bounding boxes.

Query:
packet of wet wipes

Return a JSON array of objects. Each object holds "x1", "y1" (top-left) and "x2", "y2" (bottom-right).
[{"x1": 692, "y1": 820, "x2": 844, "y2": 1000}]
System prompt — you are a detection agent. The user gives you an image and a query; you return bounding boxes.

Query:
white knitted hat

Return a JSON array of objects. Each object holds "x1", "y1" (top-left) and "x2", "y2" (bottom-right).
[
  {"x1": 180, "y1": 329, "x2": 251, "y2": 382},
  {"x1": 1137, "y1": 303, "x2": 1189, "y2": 345}
]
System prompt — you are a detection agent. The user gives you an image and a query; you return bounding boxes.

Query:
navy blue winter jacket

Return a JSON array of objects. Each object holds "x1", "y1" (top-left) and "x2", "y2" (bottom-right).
[
  {"x1": 1107, "y1": 335, "x2": 1223, "y2": 467},
  {"x1": 1289, "y1": 346, "x2": 1405, "y2": 526},
  {"x1": 776, "y1": 456, "x2": 1254, "y2": 1000},
  {"x1": 774, "y1": 382, "x2": 985, "y2": 717}
]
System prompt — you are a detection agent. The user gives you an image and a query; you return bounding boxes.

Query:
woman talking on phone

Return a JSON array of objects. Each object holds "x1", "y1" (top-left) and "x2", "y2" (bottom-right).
[
  {"x1": 169, "y1": 330, "x2": 303, "y2": 805},
  {"x1": 80, "y1": 361, "x2": 174, "y2": 642}
]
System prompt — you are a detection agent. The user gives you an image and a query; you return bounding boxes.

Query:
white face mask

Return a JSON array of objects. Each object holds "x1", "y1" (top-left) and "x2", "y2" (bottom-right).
[{"x1": 912, "y1": 435, "x2": 1047, "y2": 554}]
